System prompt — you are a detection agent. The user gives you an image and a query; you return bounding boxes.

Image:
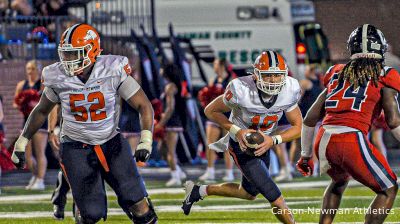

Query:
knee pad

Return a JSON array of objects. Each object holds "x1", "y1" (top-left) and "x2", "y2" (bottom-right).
[{"x1": 129, "y1": 198, "x2": 158, "y2": 224}]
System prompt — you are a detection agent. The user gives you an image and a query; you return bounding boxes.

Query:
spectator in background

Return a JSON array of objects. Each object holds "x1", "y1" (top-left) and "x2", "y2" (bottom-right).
[
  {"x1": 34, "y1": 0, "x2": 68, "y2": 16},
  {"x1": 155, "y1": 63, "x2": 187, "y2": 187},
  {"x1": 13, "y1": 60, "x2": 47, "y2": 190},
  {"x1": 0, "y1": 96, "x2": 3, "y2": 134},
  {"x1": 298, "y1": 64, "x2": 323, "y2": 176},
  {"x1": 0, "y1": 0, "x2": 10, "y2": 16},
  {"x1": 11, "y1": 0, "x2": 33, "y2": 15},
  {"x1": 0, "y1": 0, "x2": 33, "y2": 16},
  {"x1": 0, "y1": 95, "x2": 15, "y2": 173},
  {"x1": 198, "y1": 58, "x2": 234, "y2": 182}
]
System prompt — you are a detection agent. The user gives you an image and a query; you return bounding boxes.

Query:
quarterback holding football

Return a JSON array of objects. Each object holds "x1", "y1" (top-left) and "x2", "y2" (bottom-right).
[{"x1": 182, "y1": 51, "x2": 303, "y2": 224}]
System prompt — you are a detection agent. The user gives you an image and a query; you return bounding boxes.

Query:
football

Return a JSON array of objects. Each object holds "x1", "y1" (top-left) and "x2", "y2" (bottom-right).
[{"x1": 244, "y1": 132, "x2": 264, "y2": 156}]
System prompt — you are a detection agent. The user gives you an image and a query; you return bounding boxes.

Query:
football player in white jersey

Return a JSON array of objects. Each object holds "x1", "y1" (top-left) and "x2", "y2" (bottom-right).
[
  {"x1": 182, "y1": 51, "x2": 302, "y2": 224},
  {"x1": 11, "y1": 24, "x2": 157, "y2": 224}
]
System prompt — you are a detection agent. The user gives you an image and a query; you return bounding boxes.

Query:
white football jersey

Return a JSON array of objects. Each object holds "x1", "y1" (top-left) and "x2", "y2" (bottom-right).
[
  {"x1": 42, "y1": 55, "x2": 139, "y2": 145},
  {"x1": 223, "y1": 75, "x2": 301, "y2": 137}
]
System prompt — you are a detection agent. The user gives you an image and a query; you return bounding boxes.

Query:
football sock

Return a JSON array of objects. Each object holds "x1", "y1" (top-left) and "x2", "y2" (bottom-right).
[{"x1": 199, "y1": 185, "x2": 208, "y2": 197}]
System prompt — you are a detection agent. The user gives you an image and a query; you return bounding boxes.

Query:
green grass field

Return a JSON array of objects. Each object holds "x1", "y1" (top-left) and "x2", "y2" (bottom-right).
[{"x1": 0, "y1": 181, "x2": 399, "y2": 224}]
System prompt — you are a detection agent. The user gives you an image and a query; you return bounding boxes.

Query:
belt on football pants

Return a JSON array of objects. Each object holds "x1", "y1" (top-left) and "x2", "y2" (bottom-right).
[{"x1": 319, "y1": 125, "x2": 359, "y2": 174}]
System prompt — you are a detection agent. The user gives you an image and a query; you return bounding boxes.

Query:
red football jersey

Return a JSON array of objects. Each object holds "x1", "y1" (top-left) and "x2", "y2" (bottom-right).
[{"x1": 322, "y1": 64, "x2": 400, "y2": 135}]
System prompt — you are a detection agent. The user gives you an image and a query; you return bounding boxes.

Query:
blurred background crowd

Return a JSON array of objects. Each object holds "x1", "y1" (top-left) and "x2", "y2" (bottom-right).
[{"x1": 0, "y1": 0, "x2": 399, "y2": 190}]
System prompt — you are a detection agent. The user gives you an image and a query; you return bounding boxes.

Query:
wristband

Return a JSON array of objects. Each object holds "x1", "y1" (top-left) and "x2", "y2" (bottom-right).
[
  {"x1": 140, "y1": 130, "x2": 152, "y2": 143},
  {"x1": 15, "y1": 135, "x2": 29, "y2": 152},
  {"x1": 271, "y1": 135, "x2": 282, "y2": 145},
  {"x1": 229, "y1": 125, "x2": 241, "y2": 137}
]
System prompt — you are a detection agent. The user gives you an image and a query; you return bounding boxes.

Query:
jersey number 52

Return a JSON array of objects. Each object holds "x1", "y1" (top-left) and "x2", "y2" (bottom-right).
[{"x1": 69, "y1": 92, "x2": 107, "y2": 122}]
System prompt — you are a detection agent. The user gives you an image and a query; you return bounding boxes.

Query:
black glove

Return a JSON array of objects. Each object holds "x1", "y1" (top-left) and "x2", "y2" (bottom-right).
[
  {"x1": 135, "y1": 149, "x2": 150, "y2": 162},
  {"x1": 12, "y1": 151, "x2": 26, "y2": 169}
]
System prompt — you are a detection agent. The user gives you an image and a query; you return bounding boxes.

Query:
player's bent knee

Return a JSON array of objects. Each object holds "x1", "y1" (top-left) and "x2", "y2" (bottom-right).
[
  {"x1": 129, "y1": 198, "x2": 158, "y2": 224},
  {"x1": 79, "y1": 206, "x2": 106, "y2": 224},
  {"x1": 385, "y1": 184, "x2": 398, "y2": 197},
  {"x1": 244, "y1": 192, "x2": 257, "y2": 200},
  {"x1": 239, "y1": 185, "x2": 257, "y2": 200},
  {"x1": 331, "y1": 180, "x2": 348, "y2": 195}
]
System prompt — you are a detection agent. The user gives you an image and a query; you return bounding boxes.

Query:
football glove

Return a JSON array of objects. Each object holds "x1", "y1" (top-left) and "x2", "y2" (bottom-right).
[
  {"x1": 11, "y1": 135, "x2": 29, "y2": 169},
  {"x1": 296, "y1": 156, "x2": 314, "y2": 177},
  {"x1": 135, "y1": 130, "x2": 153, "y2": 162}
]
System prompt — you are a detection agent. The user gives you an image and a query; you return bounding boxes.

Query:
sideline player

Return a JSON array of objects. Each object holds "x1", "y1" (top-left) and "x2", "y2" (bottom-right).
[
  {"x1": 11, "y1": 23, "x2": 157, "y2": 224},
  {"x1": 297, "y1": 24, "x2": 400, "y2": 224},
  {"x1": 182, "y1": 51, "x2": 302, "y2": 224}
]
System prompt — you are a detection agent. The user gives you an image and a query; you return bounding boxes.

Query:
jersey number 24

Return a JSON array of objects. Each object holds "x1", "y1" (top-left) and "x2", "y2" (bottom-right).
[{"x1": 325, "y1": 73, "x2": 369, "y2": 111}]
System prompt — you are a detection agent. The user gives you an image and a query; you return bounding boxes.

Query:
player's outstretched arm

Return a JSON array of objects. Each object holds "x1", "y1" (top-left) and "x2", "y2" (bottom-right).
[
  {"x1": 204, "y1": 95, "x2": 231, "y2": 131},
  {"x1": 204, "y1": 95, "x2": 253, "y2": 151},
  {"x1": 12, "y1": 93, "x2": 57, "y2": 168},
  {"x1": 126, "y1": 88, "x2": 154, "y2": 162},
  {"x1": 280, "y1": 106, "x2": 303, "y2": 142},
  {"x1": 382, "y1": 87, "x2": 400, "y2": 141}
]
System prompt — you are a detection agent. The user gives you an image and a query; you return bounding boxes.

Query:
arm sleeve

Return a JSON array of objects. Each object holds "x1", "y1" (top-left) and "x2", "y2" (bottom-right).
[
  {"x1": 43, "y1": 87, "x2": 60, "y2": 103},
  {"x1": 381, "y1": 68, "x2": 400, "y2": 92},
  {"x1": 222, "y1": 80, "x2": 239, "y2": 109},
  {"x1": 118, "y1": 76, "x2": 141, "y2": 100}
]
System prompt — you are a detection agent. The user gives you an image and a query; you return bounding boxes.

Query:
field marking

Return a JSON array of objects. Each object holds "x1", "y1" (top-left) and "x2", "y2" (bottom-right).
[
  {"x1": 0, "y1": 201, "x2": 319, "y2": 218},
  {"x1": 0, "y1": 194, "x2": 376, "y2": 203}
]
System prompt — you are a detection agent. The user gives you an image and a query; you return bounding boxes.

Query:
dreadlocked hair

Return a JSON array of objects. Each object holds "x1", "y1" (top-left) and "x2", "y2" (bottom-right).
[{"x1": 338, "y1": 58, "x2": 382, "y2": 88}]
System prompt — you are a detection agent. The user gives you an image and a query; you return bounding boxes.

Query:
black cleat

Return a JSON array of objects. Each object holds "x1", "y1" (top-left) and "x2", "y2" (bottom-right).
[
  {"x1": 181, "y1": 181, "x2": 203, "y2": 215},
  {"x1": 53, "y1": 204, "x2": 65, "y2": 220}
]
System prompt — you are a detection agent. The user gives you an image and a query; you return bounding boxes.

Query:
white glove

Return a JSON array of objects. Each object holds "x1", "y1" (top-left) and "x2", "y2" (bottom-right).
[
  {"x1": 12, "y1": 135, "x2": 29, "y2": 169},
  {"x1": 135, "y1": 130, "x2": 153, "y2": 162}
]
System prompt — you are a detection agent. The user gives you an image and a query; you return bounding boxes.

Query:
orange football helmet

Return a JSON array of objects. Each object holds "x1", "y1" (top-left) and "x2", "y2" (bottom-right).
[
  {"x1": 253, "y1": 51, "x2": 288, "y2": 95},
  {"x1": 58, "y1": 23, "x2": 102, "y2": 76}
]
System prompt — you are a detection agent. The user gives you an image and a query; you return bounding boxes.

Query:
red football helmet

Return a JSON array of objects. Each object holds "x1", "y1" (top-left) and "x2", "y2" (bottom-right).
[
  {"x1": 58, "y1": 23, "x2": 102, "y2": 76},
  {"x1": 253, "y1": 51, "x2": 288, "y2": 95}
]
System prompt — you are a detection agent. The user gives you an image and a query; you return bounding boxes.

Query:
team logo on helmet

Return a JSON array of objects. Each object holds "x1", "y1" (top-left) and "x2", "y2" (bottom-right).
[
  {"x1": 58, "y1": 24, "x2": 102, "y2": 77},
  {"x1": 84, "y1": 30, "x2": 98, "y2": 41}
]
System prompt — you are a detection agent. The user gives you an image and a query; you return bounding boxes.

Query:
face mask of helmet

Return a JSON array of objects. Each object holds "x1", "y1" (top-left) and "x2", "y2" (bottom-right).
[
  {"x1": 58, "y1": 44, "x2": 93, "y2": 77},
  {"x1": 254, "y1": 68, "x2": 287, "y2": 95},
  {"x1": 347, "y1": 24, "x2": 388, "y2": 60}
]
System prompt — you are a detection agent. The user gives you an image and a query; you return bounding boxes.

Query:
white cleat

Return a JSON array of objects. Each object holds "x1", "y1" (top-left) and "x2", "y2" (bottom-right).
[
  {"x1": 179, "y1": 170, "x2": 187, "y2": 180},
  {"x1": 274, "y1": 172, "x2": 293, "y2": 182},
  {"x1": 30, "y1": 179, "x2": 45, "y2": 190},
  {"x1": 166, "y1": 178, "x2": 182, "y2": 187},
  {"x1": 25, "y1": 176, "x2": 36, "y2": 190},
  {"x1": 198, "y1": 171, "x2": 215, "y2": 183},
  {"x1": 222, "y1": 173, "x2": 235, "y2": 182}
]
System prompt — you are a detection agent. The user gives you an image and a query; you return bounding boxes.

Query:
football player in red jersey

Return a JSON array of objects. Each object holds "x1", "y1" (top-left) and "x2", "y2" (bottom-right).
[{"x1": 297, "y1": 24, "x2": 400, "y2": 224}]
